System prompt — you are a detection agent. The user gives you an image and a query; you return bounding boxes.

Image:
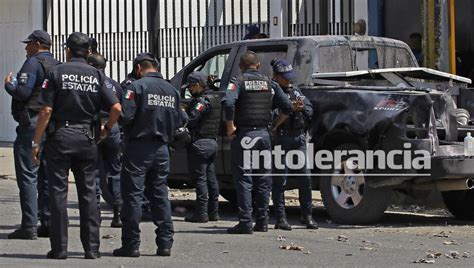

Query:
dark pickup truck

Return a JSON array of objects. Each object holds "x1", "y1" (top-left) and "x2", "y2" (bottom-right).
[{"x1": 166, "y1": 35, "x2": 474, "y2": 224}]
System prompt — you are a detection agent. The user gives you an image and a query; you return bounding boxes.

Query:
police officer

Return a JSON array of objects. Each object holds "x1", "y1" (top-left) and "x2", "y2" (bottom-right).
[
  {"x1": 270, "y1": 59, "x2": 318, "y2": 230},
  {"x1": 3, "y1": 30, "x2": 60, "y2": 239},
  {"x1": 113, "y1": 53, "x2": 182, "y2": 257},
  {"x1": 182, "y1": 71, "x2": 220, "y2": 223},
  {"x1": 119, "y1": 55, "x2": 153, "y2": 221},
  {"x1": 31, "y1": 32, "x2": 121, "y2": 259},
  {"x1": 222, "y1": 51, "x2": 292, "y2": 234},
  {"x1": 87, "y1": 53, "x2": 124, "y2": 228}
]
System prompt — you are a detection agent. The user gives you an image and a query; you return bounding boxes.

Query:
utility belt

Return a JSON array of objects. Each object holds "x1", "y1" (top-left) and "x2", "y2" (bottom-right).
[
  {"x1": 12, "y1": 108, "x2": 38, "y2": 126},
  {"x1": 276, "y1": 128, "x2": 306, "y2": 136},
  {"x1": 48, "y1": 120, "x2": 95, "y2": 141},
  {"x1": 237, "y1": 125, "x2": 270, "y2": 132}
]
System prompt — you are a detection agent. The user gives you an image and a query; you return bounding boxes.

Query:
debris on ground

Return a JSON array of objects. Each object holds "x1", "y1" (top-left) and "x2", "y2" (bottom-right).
[
  {"x1": 303, "y1": 251, "x2": 311, "y2": 255},
  {"x1": 445, "y1": 251, "x2": 460, "y2": 259},
  {"x1": 433, "y1": 231, "x2": 449, "y2": 238},
  {"x1": 413, "y1": 258, "x2": 436, "y2": 264},
  {"x1": 425, "y1": 251, "x2": 442, "y2": 259},
  {"x1": 337, "y1": 235, "x2": 348, "y2": 242},
  {"x1": 102, "y1": 234, "x2": 115, "y2": 239},
  {"x1": 221, "y1": 250, "x2": 229, "y2": 254},
  {"x1": 462, "y1": 252, "x2": 471, "y2": 258},
  {"x1": 360, "y1": 246, "x2": 377, "y2": 251},
  {"x1": 280, "y1": 243, "x2": 304, "y2": 251},
  {"x1": 277, "y1": 235, "x2": 286, "y2": 242},
  {"x1": 215, "y1": 241, "x2": 225, "y2": 244},
  {"x1": 362, "y1": 240, "x2": 381, "y2": 246},
  {"x1": 442, "y1": 240, "x2": 458, "y2": 245}
]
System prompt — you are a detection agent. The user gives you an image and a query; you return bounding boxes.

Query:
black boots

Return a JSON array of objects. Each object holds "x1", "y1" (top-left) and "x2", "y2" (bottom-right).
[
  {"x1": 275, "y1": 217, "x2": 292, "y2": 231},
  {"x1": 46, "y1": 250, "x2": 67, "y2": 259},
  {"x1": 156, "y1": 248, "x2": 171, "y2": 257},
  {"x1": 227, "y1": 223, "x2": 253, "y2": 234},
  {"x1": 301, "y1": 213, "x2": 318, "y2": 229},
  {"x1": 185, "y1": 213, "x2": 209, "y2": 223},
  {"x1": 111, "y1": 205, "x2": 122, "y2": 228},
  {"x1": 8, "y1": 227, "x2": 37, "y2": 240},
  {"x1": 185, "y1": 202, "x2": 219, "y2": 223},
  {"x1": 252, "y1": 221, "x2": 268, "y2": 232},
  {"x1": 113, "y1": 247, "x2": 140, "y2": 257}
]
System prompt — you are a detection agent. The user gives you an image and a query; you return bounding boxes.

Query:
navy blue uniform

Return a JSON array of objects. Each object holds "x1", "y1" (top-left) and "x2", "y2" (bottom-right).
[
  {"x1": 272, "y1": 84, "x2": 314, "y2": 218},
  {"x1": 119, "y1": 72, "x2": 182, "y2": 251},
  {"x1": 222, "y1": 69, "x2": 292, "y2": 229},
  {"x1": 186, "y1": 91, "x2": 219, "y2": 218},
  {"x1": 39, "y1": 57, "x2": 119, "y2": 254},
  {"x1": 96, "y1": 76, "x2": 123, "y2": 209},
  {"x1": 4, "y1": 51, "x2": 59, "y2": 231}
]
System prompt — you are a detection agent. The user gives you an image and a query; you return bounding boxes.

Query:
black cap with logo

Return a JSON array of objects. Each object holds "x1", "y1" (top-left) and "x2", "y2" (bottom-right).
[{"x1": 21, "y1": 30, "x2": 52, "y2": 46}]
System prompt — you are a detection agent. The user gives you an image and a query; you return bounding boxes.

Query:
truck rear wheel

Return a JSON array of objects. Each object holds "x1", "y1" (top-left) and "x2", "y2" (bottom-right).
[
  {"x1": 320, "y1": 144, "x2": 391, "y2": 224},
  {"x1": 442, "y1": 189, "x2": 474, "y2": 220}
]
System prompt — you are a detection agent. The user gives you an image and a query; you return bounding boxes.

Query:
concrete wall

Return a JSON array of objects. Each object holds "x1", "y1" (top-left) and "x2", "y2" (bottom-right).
[{"x1": 0, "y1": 0, "x2": 43, "y2": 141}]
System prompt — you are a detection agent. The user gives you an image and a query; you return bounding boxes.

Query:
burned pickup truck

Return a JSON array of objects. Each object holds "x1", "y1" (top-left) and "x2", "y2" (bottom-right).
[{"x1": 168, "y1": 35, "x2": 474, "y2": 224}]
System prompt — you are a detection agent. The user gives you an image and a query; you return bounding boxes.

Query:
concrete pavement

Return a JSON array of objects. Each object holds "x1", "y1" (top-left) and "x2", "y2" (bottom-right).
[{"x1": 2, "y1": 145, "x2": 474, "y2": 267}]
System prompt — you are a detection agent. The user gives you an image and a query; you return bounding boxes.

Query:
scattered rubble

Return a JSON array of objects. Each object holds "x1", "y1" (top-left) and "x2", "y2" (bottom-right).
[
  {"x1": 337, "y1": 235, "x2": 348, "y2": 242},
  {"x1": 280, "y1": 243, "x2": 304, "y2": 251},
  {"x1": 442, "y1": 240, "x2": 458, "y2": 245},
  {"x1": 359, "y1": 246, "x2": 377, "y2": 251},
  {"x1": 445, "y1": 250, "x2": 460, "y2": 259},
  {"x1": 277, "y1": 235, "x2": 286, "y2": 242},
  {"x1": 413, "y1": 258, "x2": 436, "y2": 264},
  {"x1": 433, "y1": 231, "x2": 449, "y2": 238},
  {"x1": 102, "y1": 234, "x2": 115, "y2": 239}
]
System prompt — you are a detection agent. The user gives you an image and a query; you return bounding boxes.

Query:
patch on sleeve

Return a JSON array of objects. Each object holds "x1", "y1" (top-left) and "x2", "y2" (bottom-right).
[
  {"x1": 18, "y1": 73, "x2": 29, "y2": 85},
  {"x1": 42, "y1": 79, "x2": 49, "y2": 89},
  {"x1": 226, "y1": 83, "x2": 236, "y2": 91},
  {"x1": 124, "y1": 89, "x2": 134, "y2": 100},
  {"x1": 194, "y1": 102, "x2": 205, "y2": 112}
]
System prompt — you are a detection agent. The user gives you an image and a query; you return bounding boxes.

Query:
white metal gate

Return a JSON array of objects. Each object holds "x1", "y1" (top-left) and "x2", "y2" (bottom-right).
[{"x1": 44, "y1": 0, "x2": 150, "y2": 83}]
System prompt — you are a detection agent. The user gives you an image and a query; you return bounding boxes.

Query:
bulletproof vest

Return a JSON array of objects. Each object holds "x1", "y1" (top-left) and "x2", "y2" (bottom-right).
[
  {"x1": 279, "y1": 85, "x2": 306, "y2": 130},
  {"x1": 234, "y1": 73, "x2": 273, "y2": 128},
  {"x1": 197, "y1": 92, "x2": 222, "y2": 138},
  {"x1": 25, "y1": 55, "x2": 60, "y2": 111}
]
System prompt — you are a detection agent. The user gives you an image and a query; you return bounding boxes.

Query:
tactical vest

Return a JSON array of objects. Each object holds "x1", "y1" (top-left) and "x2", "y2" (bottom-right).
[
  {"x1": 279, "y1": 86, "x2": 306, "y2": 130},
  {"x1": 196, "y1": 92, "x2": 222, "y2": 138},
  {"x1": 25, "y1": 55, "x2": 60, "y2": 111},
  {"x1": 234, "y1": 74, "x2": 273, "y2": 128}
]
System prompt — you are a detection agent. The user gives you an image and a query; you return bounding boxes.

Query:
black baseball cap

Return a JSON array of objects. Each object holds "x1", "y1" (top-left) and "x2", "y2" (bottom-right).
[
  {"x1": 271, "y1": 59, "x2": 296, "y2": 81},
  {"x1": 65, "y1": 32, "x2": 90, "y2": 51},
  {"x1": 21, "y1": 30, "x2": 51, "y2": 46},
  {"x1": 133, "y1": 52, "x2": 160, "y2": 67},
  {"x1": 181, "y1": 71, "x2": 207, "y2": 89}
]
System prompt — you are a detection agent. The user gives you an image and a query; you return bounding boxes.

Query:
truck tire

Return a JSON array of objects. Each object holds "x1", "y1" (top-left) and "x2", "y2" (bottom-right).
[
  {"x1": 320, "y1": 144, "x2": 391, "y2": 224},
  {"x1": 442, "y1": 189, "x2": 474, "y2": 220}
]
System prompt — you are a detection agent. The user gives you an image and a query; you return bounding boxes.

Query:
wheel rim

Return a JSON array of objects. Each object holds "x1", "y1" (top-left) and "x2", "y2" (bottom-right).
[{"x1": 330, "y1": 159, "x2": 365, "y2": 209}]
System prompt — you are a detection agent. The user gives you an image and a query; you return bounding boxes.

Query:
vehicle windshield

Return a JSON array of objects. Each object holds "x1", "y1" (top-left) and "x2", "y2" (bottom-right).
[{"x1": 316, "y1": 44, "x2": 417, "y2": 73}]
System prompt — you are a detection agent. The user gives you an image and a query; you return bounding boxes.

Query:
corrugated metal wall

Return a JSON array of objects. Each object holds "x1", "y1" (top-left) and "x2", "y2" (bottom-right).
[{"x1": 44, "y1": 0, "x2": 150, "y2": 83}]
